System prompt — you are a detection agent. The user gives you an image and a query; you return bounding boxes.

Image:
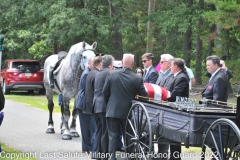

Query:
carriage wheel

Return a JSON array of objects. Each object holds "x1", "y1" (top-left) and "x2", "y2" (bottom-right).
[
  {"x1": 201, "y1": 118, "x2": 240, "y2": 160},
  {"x1": 124, "y1": 102, "x2": 152, "y2": 160}
]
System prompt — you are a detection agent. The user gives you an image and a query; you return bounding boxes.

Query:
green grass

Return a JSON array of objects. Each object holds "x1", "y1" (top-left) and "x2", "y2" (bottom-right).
[
  {"x1": 0, "y1": 143, "x2": 37, "y2": 160},
  {"x1": 4, "y1": 91, "x2": 74, "y2": 113}
]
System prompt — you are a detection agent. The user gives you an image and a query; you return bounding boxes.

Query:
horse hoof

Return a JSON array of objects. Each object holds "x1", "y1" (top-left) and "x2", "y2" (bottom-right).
[
  {"x1": 70, "y1": 132, "x2": 79, "y2": 138},
  {"x1": 46, "y1": 128, "x2": 55, "y2": 134},
  {"x1": 62, "y1": 134, "x2": 72, "y2": 140}
]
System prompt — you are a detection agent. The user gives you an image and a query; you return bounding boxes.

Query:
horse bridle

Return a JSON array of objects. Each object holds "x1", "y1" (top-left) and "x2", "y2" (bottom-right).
[{"x1": 70, "y1": 48, "x2": 95, "y2": 79}]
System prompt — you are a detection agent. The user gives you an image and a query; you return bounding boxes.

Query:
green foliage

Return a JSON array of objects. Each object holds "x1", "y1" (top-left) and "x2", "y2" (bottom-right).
[
  {"x1": 0, "y1": 0, "x2": 240, "y2": 84},
  {"x1": 28, "y1": 40, "x2": 52, "y2": 59}
]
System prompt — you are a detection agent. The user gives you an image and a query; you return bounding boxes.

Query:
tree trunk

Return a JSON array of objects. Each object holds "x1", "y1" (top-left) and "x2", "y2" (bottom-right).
[
  {"x1": 53, "y1": 42, "x2": 57, "y2": 55},
  {"x1": 195, "y1": 0, "x2": 204, "y2": 85},
  {"x1": 208, "y1": 24, "x2": 216, "y2": 56},
  {"x1": 146, "y1": 0, "x2": 156, "y2": 53},
  {"x1": 207, "y1": 4, "x2": 216, "y2": 56},
  {"x1": 183, "y1": 25, "x2": 192, "y2": 67},
  {"x1": 109, "y1": 1, "x2": 123, "y2": 60}
]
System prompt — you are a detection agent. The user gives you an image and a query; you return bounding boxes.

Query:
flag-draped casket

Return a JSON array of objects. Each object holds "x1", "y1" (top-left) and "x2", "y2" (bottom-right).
[{"x1": 143, "y1": 83, "x2": 168, "y2": 101}]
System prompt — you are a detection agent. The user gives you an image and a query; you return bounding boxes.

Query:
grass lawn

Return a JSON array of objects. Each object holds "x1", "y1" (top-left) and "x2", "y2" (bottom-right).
[
  {"x1": 4, "y1": 91, "x2": 74, "y2": 113},
  {"x1": 0, "y1": 143, "x2": 37, "y2": 160}
]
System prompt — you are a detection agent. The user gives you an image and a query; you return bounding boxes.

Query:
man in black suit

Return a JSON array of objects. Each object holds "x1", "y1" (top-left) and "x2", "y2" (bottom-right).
[
  {"x1": 155, "y1": 54, "x2": 174, "y2": 87},
  {"x1": 103, "y1": 54, "x2": 148, "y2": 160},
  {"x1": 83, "y1": 56, "x2": 102, "y2": 154},
  {"x1": 76, "y1": 56, "x2": 95, "y2": 153},
  {"x1": 205, "y1": 59, "x2": 232, "y2": 99},
  {"x1": 165, "y1": 58, "x2": 189, "y2": 160},
  {"x1": 142, "y1": 53, "x2": 158, "y2": 83},
  {"x1": 202, "y1": 56, "x2": 228, "y2": 102},
  {"x1": 93, "y1": 55, "x2": 114, "y2": 160}
]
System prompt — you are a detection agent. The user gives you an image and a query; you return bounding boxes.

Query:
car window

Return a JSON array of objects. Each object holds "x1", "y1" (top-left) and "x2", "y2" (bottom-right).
[{"x1": 12, "y1": 62, "x2": 41, "y2": 70}]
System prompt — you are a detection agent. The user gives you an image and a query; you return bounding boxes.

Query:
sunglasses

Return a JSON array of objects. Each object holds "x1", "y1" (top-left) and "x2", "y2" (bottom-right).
[{"x1": 142, "y1": 60, "x2": 149, "y2": 63}]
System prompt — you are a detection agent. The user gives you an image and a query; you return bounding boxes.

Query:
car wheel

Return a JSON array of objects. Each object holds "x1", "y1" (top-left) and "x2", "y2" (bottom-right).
[
  {"x1": 28, "y1": 90, "x2": 34, "y2": 94},
  {"x1": 3, "y1": 80, "x2": 10, "y2": 95},
  {"x1": 39, "y1": 89, "x2": 46, "y2": 95}
]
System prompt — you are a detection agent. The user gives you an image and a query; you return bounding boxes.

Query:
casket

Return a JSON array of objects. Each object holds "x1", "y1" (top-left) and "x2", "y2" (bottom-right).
[{"x1": 144, "y1": 83, "x2": 168, "y2": 101}]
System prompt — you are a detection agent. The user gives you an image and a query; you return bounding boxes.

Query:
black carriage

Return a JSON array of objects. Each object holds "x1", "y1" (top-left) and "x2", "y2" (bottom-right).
[{"x1": 124, "y1": 95, "x2": 240, "y2": 160}]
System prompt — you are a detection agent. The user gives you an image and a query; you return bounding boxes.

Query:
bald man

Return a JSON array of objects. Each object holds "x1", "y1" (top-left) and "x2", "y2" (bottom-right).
[{"x1": 103, "y1": 53, "x2": 148, "y2": 160}]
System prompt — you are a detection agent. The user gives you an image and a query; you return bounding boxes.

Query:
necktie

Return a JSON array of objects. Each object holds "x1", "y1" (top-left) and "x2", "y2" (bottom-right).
[{"x1": 143, "y1": 70, "x2": 147, "y2": 80}]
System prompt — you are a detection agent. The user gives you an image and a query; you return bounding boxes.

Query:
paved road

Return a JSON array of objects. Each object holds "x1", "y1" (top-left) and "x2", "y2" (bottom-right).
[
  {"x1": 0, "y1": 100, "x2": 202, "y2": 160},
  {"x1": 0, "y1": 99, "x2": 91, "y2": 160}
]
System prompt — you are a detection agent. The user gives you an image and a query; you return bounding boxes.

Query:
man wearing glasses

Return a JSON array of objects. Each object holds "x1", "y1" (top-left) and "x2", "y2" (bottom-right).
[
  {"x1": 155, "y1": 54, "x2": 174, "y2": 87},
  {"x1": 142, "y1": 53, "x2": 158, "y2": 83}
]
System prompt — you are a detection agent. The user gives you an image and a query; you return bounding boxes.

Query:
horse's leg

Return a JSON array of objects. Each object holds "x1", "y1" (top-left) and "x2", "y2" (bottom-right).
[
  {"x1": 61, "y1": 96, "x2": 72, "y2": 140},
  {"x1": 60, "y1": 103, "x2": 65, "y2": 134},
  {"x1": 70, "y1": 99, "x2": 79, "y2": 137},
  {"x1": 46, "y1": 89, "x2": 55, "y2": 134}
]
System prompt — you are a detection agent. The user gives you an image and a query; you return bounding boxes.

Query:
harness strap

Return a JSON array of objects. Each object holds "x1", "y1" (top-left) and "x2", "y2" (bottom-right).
[{"x1": 54, "y1": 79, "x2": 62, "y2": 93}]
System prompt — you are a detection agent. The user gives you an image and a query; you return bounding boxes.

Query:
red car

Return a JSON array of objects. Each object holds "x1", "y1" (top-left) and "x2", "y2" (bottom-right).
[{"x1": 0, "y1": 59, "x2": 45, "y2": 94}]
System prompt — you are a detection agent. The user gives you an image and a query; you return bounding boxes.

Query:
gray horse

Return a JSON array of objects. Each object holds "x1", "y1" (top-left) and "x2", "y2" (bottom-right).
[{"x1": 43, "y1": 41, "x2": 97, "y2": 140}]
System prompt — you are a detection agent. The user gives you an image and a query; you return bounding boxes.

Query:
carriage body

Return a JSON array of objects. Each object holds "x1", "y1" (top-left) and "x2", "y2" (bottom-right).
[{"x1": 125, "y1": 98, "x2": 240, "y2": 160}]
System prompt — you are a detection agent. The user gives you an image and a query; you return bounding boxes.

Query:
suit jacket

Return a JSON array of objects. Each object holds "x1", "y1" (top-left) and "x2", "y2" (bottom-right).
[
  {"x1": 76, "y1": 67, "x2": 90, "y2": 110},
  {"x1": 155, "y1": 68, "x2": 173, "y2": 88},
  {"x1": 165, "y1": 71, "x2": 189, "y2": 102},
  {"x1": 93, "y1": 67, "x2": 111, "y2": 113},
  {"x1": 205, "y1": 69, "x2": 233, "y2": 95},
  {"x1": 83, "y1": 67, "x2": 100, "y2": 114},
  {"x1": 103, "y1": 68, "x2": 148, "y2": 119},
  {"x1": 143, "y1": 66, "x2": 158, "y2": 84},
  {"x1": 202, "y1": 69, "x2": 228, "y2": 102}
]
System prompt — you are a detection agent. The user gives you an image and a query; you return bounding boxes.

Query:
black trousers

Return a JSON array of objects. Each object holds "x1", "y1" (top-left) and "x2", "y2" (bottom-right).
[
  {"x1": 106, "y1": 117, "x2": 126, "y2": 160},
  {"x1": 95, "y1": 113, "x2": 108, "y2": 160},
  {"x1": 78, "y1": 109, "x2": 96, "y2": 152},
  {"x1": 169, "y1": 143, "x2": 181, "y2": 160}
]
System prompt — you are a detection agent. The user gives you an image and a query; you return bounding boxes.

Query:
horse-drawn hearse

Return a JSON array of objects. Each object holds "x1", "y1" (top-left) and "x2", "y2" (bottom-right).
[{"x1": 124, "y1": 90, "x2": 240, "y2": 160}]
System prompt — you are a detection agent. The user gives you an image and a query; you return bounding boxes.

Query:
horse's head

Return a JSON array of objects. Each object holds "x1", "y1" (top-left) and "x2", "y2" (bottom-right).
[
  {"x1": 68, "y1": 41, "x2": 97, "y2": 71},
  {"x1": 80, "y1": 41, "x2": 97, "y2": 70}
]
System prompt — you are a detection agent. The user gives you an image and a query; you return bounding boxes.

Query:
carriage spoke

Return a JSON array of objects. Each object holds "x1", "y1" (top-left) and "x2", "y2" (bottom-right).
[
  {"x1": 138, "y1": 140, "x2": 150, "y2": 149},
  {"x1": 139, "y1": 108, "x2": 144, "y2": 135},
  {"x1": 140, "y1": 118, "x2": 147, "y2": 135},
  {"x1": 137, "y1": 106, "x2": 140, "y2": 134},
  {"x1": 126, "y1": 131, "x2": 135, "y2": 138},
  {"x1": 210, "y1": 130, "x2": 221, "y2": 160},
  {"x1": 217, "y1": 124, "x2": 224, "y2": 160},
  {"x1": 224, "y1": 125, "x2": 231, "y2": 160},
  {"x1": 139, "y1": 144, "x2": 147, "y2": 160},
  {"x1": 125, "y1": 142, "x2": 135, "y2": 150},
  {"x1": 132, "y1": 109, "x2": 138, "y2": 135},
  {"x1": 128, "y1": 119, "x2": 137, "y2": 137},
  {"x1": 226, "y1": 135, "x2": 238, "y2": 159}
]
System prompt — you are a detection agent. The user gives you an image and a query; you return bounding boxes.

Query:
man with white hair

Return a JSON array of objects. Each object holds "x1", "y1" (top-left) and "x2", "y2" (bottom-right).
[
  {"x1": 155, "y1": 54, "x2": 174, "y2": 87},
  {"x1": 103, "y1": 53, "x2": 148, "y2": 160}
]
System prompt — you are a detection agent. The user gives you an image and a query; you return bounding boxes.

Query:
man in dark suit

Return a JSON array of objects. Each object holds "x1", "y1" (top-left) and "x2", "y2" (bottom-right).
[
  {"x1": 155, "y1": 54, "x2": 174, "y2": 87},
  {"x1": 83, "y1": 56, "x2": 102, "y2": 155},
  {"x1": 202, "y1": 56, "x2": 228, "y2": 102},
  {"x1": 165, "y1": 58, "x2": 189, "y2": 160},
  {"x1": 142, "y1": 53, "x2": 158, "y2": 83},
  {"x1": 103, "y1": 54, "x2": 148, "y2": 160},
  {"x1": 205, "y1": 59, "x2": 232, "y2": 99},
  {"x1": 93, "y1": 55, "x2": 114, "y2": 160},
  {"x1": 76, "y1": 56, "x2": 94, "y2": 153}
]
